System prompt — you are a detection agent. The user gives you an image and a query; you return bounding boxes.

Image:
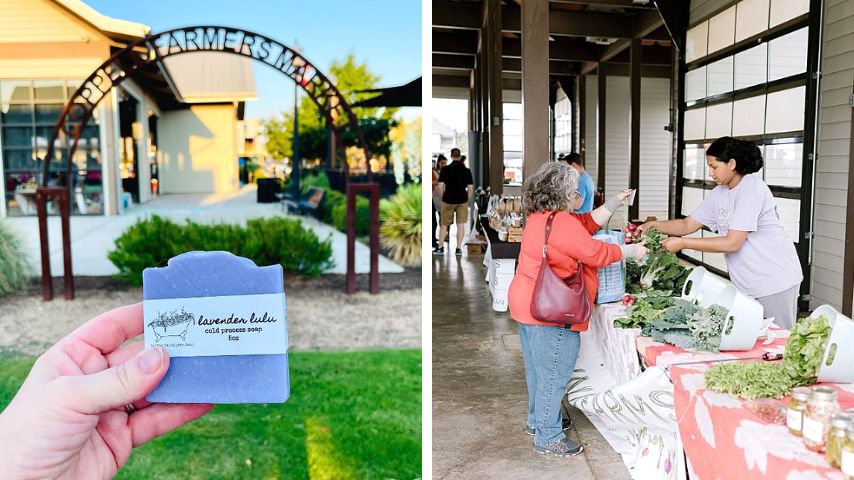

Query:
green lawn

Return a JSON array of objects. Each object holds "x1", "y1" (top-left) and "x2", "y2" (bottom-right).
[{"x1": 0, "y1": 349, "x2": 422, "y2": 480}]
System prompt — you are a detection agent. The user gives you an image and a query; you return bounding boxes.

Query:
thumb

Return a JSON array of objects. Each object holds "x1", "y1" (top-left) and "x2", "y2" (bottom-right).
[{"x1": 58, "y1": 347, "x2": 169, "y2": 414}]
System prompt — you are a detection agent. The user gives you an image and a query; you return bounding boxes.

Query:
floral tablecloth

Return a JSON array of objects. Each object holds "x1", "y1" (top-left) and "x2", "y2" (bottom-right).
[
  {"x1": 671, "y1": 362, "x2": 854, "y2": 480},
  {"x1": 639, "y1": 329, "x2": 790, "y2": 370}
]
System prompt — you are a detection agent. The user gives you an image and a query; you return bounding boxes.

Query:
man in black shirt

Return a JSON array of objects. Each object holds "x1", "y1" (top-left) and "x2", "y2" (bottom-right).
[{"x1": 435, "y1": 148, "x2": 473, "y2": 256}]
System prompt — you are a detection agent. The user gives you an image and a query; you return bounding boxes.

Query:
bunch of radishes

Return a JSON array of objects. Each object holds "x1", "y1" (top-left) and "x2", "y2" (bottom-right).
[
  {"x1": 623, "y1": 223, "x2": 640, "y2": 244},
  {"x1": 621, "y1": 294, "x2": 636, "y2": 306}
]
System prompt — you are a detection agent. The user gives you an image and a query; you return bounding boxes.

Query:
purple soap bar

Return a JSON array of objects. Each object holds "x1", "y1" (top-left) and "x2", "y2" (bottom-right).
[{"x1": 143, "y1": 251, "x2": 289, "y2": 403}]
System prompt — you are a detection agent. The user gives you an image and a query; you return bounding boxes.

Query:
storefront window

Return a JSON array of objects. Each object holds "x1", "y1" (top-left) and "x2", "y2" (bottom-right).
[{"x1": 0, "y1": 79, "x2": 103, "y2": 216}]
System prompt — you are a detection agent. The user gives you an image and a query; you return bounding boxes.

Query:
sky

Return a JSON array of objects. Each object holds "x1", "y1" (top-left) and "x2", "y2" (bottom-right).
[{"x1": 84, "y1": 0, "x2": 422, "y2": 121}]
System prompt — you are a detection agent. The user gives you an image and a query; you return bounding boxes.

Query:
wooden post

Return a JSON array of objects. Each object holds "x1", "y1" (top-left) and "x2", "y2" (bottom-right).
[
  {"x1": 842, "y1": 74, "x2": 854, "y2": 316},
  {"x1": 597, "y1": 65, "x2": 607, "y2": 192},
  {"x1": 521, "y1": 0, "x2": 549, "y2": 179},
  {"x1": 345, "y1": 183, "x2": 380, "y2": 294},
  {"x1": 35, "y1": 186, "x2": 74, "y2": 301},
  {"x1": 629, "y1": 37, "x2": 642, "y2": 221}
]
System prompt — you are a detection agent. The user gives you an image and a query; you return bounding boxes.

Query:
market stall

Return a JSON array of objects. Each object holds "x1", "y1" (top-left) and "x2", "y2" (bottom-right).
[
  {"x1": 479, "y1": 196, "x2": 523, "y2": 312},
  {"x1": 566, "y1": 225, "x2": 854, "y2": 480},
  {"x1": 479, "y1": 216, "x2": 520, "y2": 312}
]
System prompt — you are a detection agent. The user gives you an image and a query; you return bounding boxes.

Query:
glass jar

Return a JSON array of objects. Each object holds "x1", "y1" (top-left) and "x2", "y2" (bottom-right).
[
  {"x1": 802, "y1": 386, "x2": 840, "y2": 452},
  {"x1": 787, "y1": 387, "x2": 812, "y2": 436},
  {"x1": 825, "y1": 413, "x2": 852, "y2": 467},
  {"x1": 843, "y1": 426, "x2": 854, "y2": 480}
]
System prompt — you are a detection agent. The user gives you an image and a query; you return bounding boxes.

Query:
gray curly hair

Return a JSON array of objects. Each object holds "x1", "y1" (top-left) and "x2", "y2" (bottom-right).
[{"x1": 522, "y1": 162, "x2": 579, "y2": 215}]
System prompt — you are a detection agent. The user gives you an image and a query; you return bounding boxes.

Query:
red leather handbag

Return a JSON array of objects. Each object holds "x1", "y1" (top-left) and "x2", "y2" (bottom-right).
[{"x1": 530, "y1": 211, "x2": 592, "y2": 325}]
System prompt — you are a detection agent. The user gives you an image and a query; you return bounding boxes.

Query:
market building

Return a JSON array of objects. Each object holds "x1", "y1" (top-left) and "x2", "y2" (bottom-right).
[
  {"x1": 0, "y1": 0, "x2": 256, "y2": 217},
  {"x1": 433, "y1": 0, "x2": 853, "y2": 314}
]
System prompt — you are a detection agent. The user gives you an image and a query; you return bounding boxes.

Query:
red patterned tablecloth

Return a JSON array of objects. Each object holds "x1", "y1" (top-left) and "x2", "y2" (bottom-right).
[
  {"x1": 638, "y1": 330, "x2": 790, "y2": 369},
  {"x1": 671, "y1": 361, "x2": 854, "y2": 479}
]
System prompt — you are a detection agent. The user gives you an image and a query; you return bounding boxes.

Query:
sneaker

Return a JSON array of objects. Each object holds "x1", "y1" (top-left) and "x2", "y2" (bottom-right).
[
  {"x1": 533, "y1": 437, "x2": 584, "y2": 457},
  {"x1": 455, "y1": 248, "x2": 462, "y2": 256},
  {"x1": 432, "y1": 247, "x2": 445, "y2": 255},
  {"x1": 525, "y1": 416, "x2": 572, "y2": 436}
]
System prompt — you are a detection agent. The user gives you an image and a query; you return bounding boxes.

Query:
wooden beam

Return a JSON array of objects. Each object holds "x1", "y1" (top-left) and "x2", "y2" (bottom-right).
[
  {"x1": 597, "y1": 65, "x2": 606, "y2": 191},
  {"x1": 501, "y1": 37, "x2": 601, "y2": 62},
  {"x1": 435, "y1": 2, "x2": 635, "y2": 38},
  {"x1": 610, "y1": 44, "x2": 671, "y2": 65},
  {"x1": 522, "y1": 0, "x2": 550, "y2": 179},
  {"x1": 434, "y1": 1, "x2": 481, "y2": 29},
  {"x1": 601, "y1": 63, "x2": 672, "y2": 77},
  {"x1": 433, "y1": 74, "x2": 523, "y2": 91},
  {"x1": 433, "y1": 74, "x2": 470, "y2": 88},
  {"x1": 436, "y1": 33, "x2": 601, "y2": 63},
  {"x1": 502, "y1": 58, "x2": 579, "y2": 75},
  {"x1": 433, "y1": 31, "x2": 478, "y2": 55},
  {"x1": 486, "y1": 0, "x2": 505, "y2": 193},
  {"x1": 434, "y1": 53, "x2": 579, "y2": 75},
  {"x1": 548, "y1": 9, "x2": 631, "y2": 38},
  {"x1": 843, "y1": 73, "x2": 854, "y2": 316},
  {"x1": 578, "y1": 74, "x2": 586, "y2": 157},
  {"x1": 629, "y1": 37, "x2": 641, "y2": 220},
  {"x1": 581, "y1": 9, "x2": 664, "y2": 74},
  {"x1": 433, "y1": 53, "x2": 474, "y2": 70},
  {"x1": 551, "y1": 0, "x2": 648, "y2": 6}
]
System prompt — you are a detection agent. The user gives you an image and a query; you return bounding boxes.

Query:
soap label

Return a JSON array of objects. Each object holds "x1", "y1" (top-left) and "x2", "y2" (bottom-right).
[{"x1": 144, "y1": 293, "x2": 287, "y2": 357}]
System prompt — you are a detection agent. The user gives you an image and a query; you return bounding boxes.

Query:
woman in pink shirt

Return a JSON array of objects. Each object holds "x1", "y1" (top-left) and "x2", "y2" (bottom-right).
[{"x1": 640, "y1": 136, "x2": 803, "y2": 328}]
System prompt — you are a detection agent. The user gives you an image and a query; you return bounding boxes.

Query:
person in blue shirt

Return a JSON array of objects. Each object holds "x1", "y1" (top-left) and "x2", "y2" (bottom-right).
[{"x1": 560, "y1": 153, "x2": 594, "y2": 214}]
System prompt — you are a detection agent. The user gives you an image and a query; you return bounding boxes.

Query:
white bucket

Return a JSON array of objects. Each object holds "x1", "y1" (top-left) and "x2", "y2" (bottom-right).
[
  {"x1": 713, "y1": 285, "x2": 765, "y2": 351},
  {"x1": 812, "y1": 305, "x2": 854, "y2": 384},
  {"x1": 681, "y1": 267, "x2": 730, "y2": 307}
]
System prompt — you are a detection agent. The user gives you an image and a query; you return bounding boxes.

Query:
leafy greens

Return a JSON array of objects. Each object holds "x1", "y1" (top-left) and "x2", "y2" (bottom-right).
[
  {"x1": 625, "y1": 228, "x2": 690, "y2": 294},
  {"x1": 704, "y1": 315, "x2": 833, "y2": 399}
]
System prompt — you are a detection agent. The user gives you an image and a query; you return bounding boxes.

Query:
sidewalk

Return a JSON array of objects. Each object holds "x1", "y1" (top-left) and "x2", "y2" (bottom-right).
[{"x1": 3, "y1": 184, "x2": 404, "y2": 276}]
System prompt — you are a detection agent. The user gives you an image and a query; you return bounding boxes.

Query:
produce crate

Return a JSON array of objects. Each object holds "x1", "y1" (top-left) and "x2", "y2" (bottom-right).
[{"x1": 467, "y1": 243, "x2": 486, "y2": 254}]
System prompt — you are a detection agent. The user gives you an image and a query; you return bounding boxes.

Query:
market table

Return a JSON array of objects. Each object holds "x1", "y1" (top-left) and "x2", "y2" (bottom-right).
[
  {"x1": 586, "y1": 302, "x2": 644, "y2": 385},
  {"x1": 671, "y1": 361, "x2": 854, "y2": 479},
  {"x1": 479, "y1": 216, "x2": 521, "y2": 312},
  {"x1": 572, "y1": 309, "x2": 854, "y2": 480}
]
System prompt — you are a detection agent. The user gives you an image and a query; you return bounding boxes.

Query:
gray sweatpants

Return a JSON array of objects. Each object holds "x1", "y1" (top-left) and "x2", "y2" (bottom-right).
[{"x1": 756, "y1": 284, "x2": 800, "y2": 330}]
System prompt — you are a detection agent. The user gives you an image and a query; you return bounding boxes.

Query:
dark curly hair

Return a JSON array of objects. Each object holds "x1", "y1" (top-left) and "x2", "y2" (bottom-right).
[{"x1": 705, "y1": 136, "x2": 763, "y2": 175}]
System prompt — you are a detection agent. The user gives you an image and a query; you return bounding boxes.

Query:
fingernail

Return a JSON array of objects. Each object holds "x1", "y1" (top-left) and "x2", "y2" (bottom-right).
[{"x1": 138, "y1": 347, "x2": 163, "y2": 374}]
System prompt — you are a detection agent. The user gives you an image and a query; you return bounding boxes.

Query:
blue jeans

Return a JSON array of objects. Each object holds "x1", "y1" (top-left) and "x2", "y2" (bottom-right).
[{"x1": 518, "y1": 323, "x2": 581, "y2": 446}]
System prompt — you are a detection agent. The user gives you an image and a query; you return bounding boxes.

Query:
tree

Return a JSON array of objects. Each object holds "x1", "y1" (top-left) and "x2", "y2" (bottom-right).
[{"x1": 262, "y1": 52, "x2": 398, "y2": 163}]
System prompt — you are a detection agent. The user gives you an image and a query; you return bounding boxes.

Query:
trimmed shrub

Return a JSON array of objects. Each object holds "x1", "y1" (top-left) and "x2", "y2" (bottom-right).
[
  {"x1": 379, "y1": 183, "x2": 422, "y2": 266},
  {"x1": 241, "y1": 217, "x2": 335, "y2": 278},
  {"x1": 108, "y1": 215, "x2": 334, "y2": 285},
  {"x1": 300, "y1": 171, "x2": 331, "y2": 191},
  {"x1": 0, "y1": 222, "x2": 31, "y2": 296}
]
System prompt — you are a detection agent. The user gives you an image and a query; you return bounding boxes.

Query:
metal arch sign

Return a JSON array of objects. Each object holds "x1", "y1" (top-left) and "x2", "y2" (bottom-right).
[{"x1": 43, "y1": 25, "x2": 372, "y2": 186}]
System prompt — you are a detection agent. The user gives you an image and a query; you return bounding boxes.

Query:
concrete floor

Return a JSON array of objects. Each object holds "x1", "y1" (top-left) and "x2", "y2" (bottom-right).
[
  {"x1": 3, "y1": 184, "x2": 403, "y2": 276},
  {"x1": 432, "y1": 249, "x2": 631, "y2": 480}
]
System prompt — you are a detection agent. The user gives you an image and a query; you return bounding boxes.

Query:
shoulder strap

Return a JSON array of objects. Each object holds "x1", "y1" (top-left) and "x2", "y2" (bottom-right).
[
  {"x1": 542, "y1": 211, "x2": 558, "y2": 258},
  {"x1": 542, "y1": 212, "x2": 583, "y2": 272}
]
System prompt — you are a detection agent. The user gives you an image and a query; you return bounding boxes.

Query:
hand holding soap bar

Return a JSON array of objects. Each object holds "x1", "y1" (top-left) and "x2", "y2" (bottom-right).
[{"x1": 143, "y1": 251, "x2": 289, "y2": 403}]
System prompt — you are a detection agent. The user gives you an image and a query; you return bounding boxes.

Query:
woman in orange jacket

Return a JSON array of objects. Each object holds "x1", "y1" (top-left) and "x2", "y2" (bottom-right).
[{"x1": 508, "y1": 162, "x2": 647, "y2": 457}]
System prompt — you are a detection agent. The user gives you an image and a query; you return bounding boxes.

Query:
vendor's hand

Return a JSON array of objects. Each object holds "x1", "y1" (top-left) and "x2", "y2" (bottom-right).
[
  {"x1": 0, "y1": 303, "x2": 213, "y2": 480},
  {"x1": 638, "y1": 220, "x2": 657, "y2": 233},
  {"x1": 661, "y1": 237, "x2": 685, "y2": 253}
]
